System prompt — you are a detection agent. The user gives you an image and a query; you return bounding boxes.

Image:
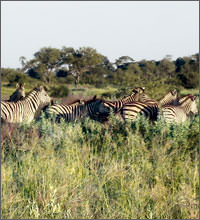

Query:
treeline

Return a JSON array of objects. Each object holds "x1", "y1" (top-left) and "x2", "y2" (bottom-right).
[{"x1": 2, "y1": 46, "x2": 199, "y2": 89}]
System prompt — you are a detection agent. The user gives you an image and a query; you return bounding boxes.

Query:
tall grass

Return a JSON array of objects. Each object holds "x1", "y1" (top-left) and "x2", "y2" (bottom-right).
[{"x1": 1, "y1": 114, "x2": 199, "y2": 219}]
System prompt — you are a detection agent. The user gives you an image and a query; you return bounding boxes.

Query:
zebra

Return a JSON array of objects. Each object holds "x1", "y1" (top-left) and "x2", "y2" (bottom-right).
[
  {"x1": 46, "y1": 96, "x2": 110, "y2": 123},
  {"x1": 160, "y1": 94, "x2": 198, "y2": 123},
  {"x1": 99, "y1": 87, "x2": 157, "y2": 122},
  {"x1": 133, "y1": 87, "x2": 158, "y2": 106},
  {"x1": 177, "y1": 94, "x2": 197, "y2": 105},
  {"x1": 7, "y1": 83, "x2": 26, "y2": 102},
  {"x1": 132, "y1": 87, "x2": 159, "y2": 120},
  {"x1": 158, "y1": 89, "x2": 178, "y2": 107},
  {"x1": 95, "y1": 87, "x2": 146, "y2": 122},
  {"x1": 1, "y1": 86, "x2": 51, "y2": 123},
  {"x1": 103, "y1": 89, "x2": 142, "y2": 113},
  {"x1": 120, "y1": 101, "x2": 158, "y2": 122}
]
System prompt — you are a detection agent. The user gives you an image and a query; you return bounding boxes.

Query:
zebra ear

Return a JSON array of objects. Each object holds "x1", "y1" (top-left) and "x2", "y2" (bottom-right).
[
  {"x1": 191, "y1": 96, "x2": 196, "y2": 101},
  {"x1": 39, "y1": 85, "x2": 44, "y2": 91},
  {"x1": 79, "y1": 99, "x2": 85, "y2": 104},
  {"x1": 171, "y1": 89, "x2": 177, "y2": 96},
  {"x1": 16, "y1": 83, "x2": 19, "y2": 88},
  {"x1": 43, "y1": 85, "x2": 49, "y2": 91}
]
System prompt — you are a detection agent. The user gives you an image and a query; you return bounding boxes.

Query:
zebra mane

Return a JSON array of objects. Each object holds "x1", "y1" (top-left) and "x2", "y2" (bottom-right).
[
  {"x1": 83, "y1": 95, "x2": 104, "y2": 104},
  {"x1": 180, "y1": 94, "x2": 196, "y2": 105}
]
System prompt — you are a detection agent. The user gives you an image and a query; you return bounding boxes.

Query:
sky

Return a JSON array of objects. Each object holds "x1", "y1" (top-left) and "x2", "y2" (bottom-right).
[{"x1": 1, "y1": 1, "x2": 199, "y2": 68}]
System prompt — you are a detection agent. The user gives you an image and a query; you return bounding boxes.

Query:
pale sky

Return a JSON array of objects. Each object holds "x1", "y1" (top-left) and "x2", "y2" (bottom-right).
[{"x1": 1, "y1": 1, "x2": 199, "y2": 68}]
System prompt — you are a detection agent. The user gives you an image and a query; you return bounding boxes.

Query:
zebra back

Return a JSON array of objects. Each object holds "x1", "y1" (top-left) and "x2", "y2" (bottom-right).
[
  {"x1": 137, "y1": 93, "x2": 158, "y2": 106},
  {"x1": 46, "y1": 96, "x2": 110, "y2": 123},
  {"x1": 121, "y1": 101, "x2": 158, "y2": 121},
  {"x1": 104, "y1": 90, "x2": 139, "y2": 112},
  {"x1": 1, "y1": 86, "x2": 51, "y2": 123},
  {"x1": 46, "y1": 100, "x2": 84, "y2": 122}
]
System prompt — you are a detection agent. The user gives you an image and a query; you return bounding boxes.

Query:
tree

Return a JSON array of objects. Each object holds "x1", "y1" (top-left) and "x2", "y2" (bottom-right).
[
  {"x1": 114, "y1": 56, "x2": 134, "y2": 69},
  {"x1": 21, "y1": 47, "x2": 62, "y2": 83},
  {"x1": 19, "y1": 56, "x2": 27, "y2": 69},
  {"x1": 62, "y1": 47, "x2": 105, "y2": 85}
]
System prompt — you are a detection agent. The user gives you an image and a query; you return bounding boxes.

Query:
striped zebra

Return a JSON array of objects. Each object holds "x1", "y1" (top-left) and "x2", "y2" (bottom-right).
[
  {"x1": 158, "y1": 90, "x2": 178, "y2": 107},
  {"x1": 120, "y1": 101, "x2": 158, "y2": 122},
  {"x1": 7, "y1": 83, "x2": 25, "y2": 102},
  {"x1": 46, "y1": 96, "x2": 110, "y2": 123},
  {"x1": 160, "y1": 94, "x2": 198, "y2": 123},
  {"x1": 178, "y1": 94, "x2": 197, "y2": 105},
  {"x1": 1, "y1": 86, "x2": 51, "y2": 123},
  {"x1": 103, "y1": 89, "x2": 142, "y2": 113},
  {"x1": 95, "y1": 87, "x2": 146, "y2": 122},
  {"x1": 100, "y1": 87, "x2": 158, "y2": 122},
  {"x1": 132, "y1": 87, "x2": 159, "y2": 120},
  {"x1": 134, "y1": 88, "x2": 158, "y2": 106}
]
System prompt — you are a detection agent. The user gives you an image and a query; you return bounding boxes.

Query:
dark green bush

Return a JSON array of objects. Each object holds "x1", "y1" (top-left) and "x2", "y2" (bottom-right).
[{"x1": 50, "y1": 85, "x2": 69, "y2": 98}]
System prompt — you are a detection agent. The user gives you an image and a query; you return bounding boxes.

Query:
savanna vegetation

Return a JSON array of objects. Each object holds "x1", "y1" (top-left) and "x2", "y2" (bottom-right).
[{"x1": 1, "y1": 46, "x2": 199, "y2": 219}]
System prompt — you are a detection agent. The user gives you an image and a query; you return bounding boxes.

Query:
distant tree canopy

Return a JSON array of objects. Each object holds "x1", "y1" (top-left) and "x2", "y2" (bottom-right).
[
  {"x1": 20, "y1": 47, "x2": 109, "y2": 85},
  {"x1": 15, "y1": 47, "x2": 199, "y2": 89}
]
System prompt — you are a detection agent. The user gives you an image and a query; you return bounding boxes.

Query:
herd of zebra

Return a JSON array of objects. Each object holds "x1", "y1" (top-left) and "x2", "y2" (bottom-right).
[{"x1": 1, "y1": 83, "x2": 198, "y2": 125}]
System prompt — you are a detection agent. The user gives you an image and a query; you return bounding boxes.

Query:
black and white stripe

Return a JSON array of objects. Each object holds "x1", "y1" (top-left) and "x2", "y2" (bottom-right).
[
  {"x1": 120, "y1": 101, "x2": 158, "y2": 121},
  {"x1": 46, "y1": 96, "x2": 110, "y2": 122},
  {"x1": 158, "y1": 90, "x2": 178, "y2": 107},
  {"x1": 160, "y1": 94, "x2": 198, "y2": 123},
  {"x1": 103, "y1": 89, "x2": 140, "y2": 113},
  {"x1": 1, "y1": 86, "x2": 51, "y2": 123}
]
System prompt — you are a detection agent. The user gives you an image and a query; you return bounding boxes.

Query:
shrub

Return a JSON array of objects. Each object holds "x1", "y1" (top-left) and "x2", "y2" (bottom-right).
[{"x1": 50, "y1": 85, "x2": 69, "y2": 98}]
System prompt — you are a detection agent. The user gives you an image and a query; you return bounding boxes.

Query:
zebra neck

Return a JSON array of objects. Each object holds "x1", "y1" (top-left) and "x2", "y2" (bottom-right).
[
  {"x1": 180, "y1": 101, "x2": 192, "y2": 114},
  {"x1": 24, "y1": 91, "x2": 41, "y2": 109},
  {"x1": 159, "y1": 94, "x2": 171, "y2": 105},
  {"x1": 122, "y1": 94, "x2": 136, "y2": 103},
  {"x1": 75, "y1": 104, "x2": 88, "y2": 117}
]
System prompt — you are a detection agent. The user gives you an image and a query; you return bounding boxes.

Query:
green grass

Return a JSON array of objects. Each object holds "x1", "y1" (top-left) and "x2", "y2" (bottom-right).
[
  {"x1": 180, "y1": 88, "x2": 199, "y2": 97},
  {"x1": 1, "y1": 115, "x2": 199, "y2": 219},
  {"x1": 1, "y1": 81, "x2": 118, "y2": 100}
]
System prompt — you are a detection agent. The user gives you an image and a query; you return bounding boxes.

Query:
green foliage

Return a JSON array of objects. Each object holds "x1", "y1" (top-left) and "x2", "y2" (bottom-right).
[
  {"x1": 22, "y1": 47, "x2": 63, "y2": 83},
  {"x1": 50, "y1": 85, "x2": 69, "y2": 98},
  {"x1": 18, "y1": 46, "x2": 198, "y2": 90},
  {"x1": 1, "y1": 115, "x2": 199, "y2": 219},
  {"x1": 1, "y1": 68, "x2": 40, "y2": 87}
]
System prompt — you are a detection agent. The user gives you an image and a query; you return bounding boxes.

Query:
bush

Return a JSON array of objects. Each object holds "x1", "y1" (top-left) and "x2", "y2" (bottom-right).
[
  {"x1": 50, "y1": 85, "x2": 69, "y2": 98},
  {"x1": 178, "y1": 71, "x2": 199, "y2": 89}
]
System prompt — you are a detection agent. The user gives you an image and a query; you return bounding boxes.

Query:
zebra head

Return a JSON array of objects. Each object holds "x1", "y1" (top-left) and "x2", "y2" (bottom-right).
[
  {"x1": 84, "y1": 96, "x2": 111, "y2": 118},
  {"x1": 189, "y1": 95, "x2": 198, "y2": 115},
  {"x1": 36, "y1": 86, "x2": 52, "y2": 106},
  {"x1": 180, "y1": 95, "x2": 198, "y2": 115},
  {"x1": 132, "y1": 87, "x2": 145, "y2": 94},
  {"x1": 9, "y1": 83, "x2": 26, "y2": 102},
  {"x1": 170, "y1": 89, "x2": 177, "y2": 96},
  {"x1": 131, "y1": 87, "x2": 145, "y2": 101}
]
